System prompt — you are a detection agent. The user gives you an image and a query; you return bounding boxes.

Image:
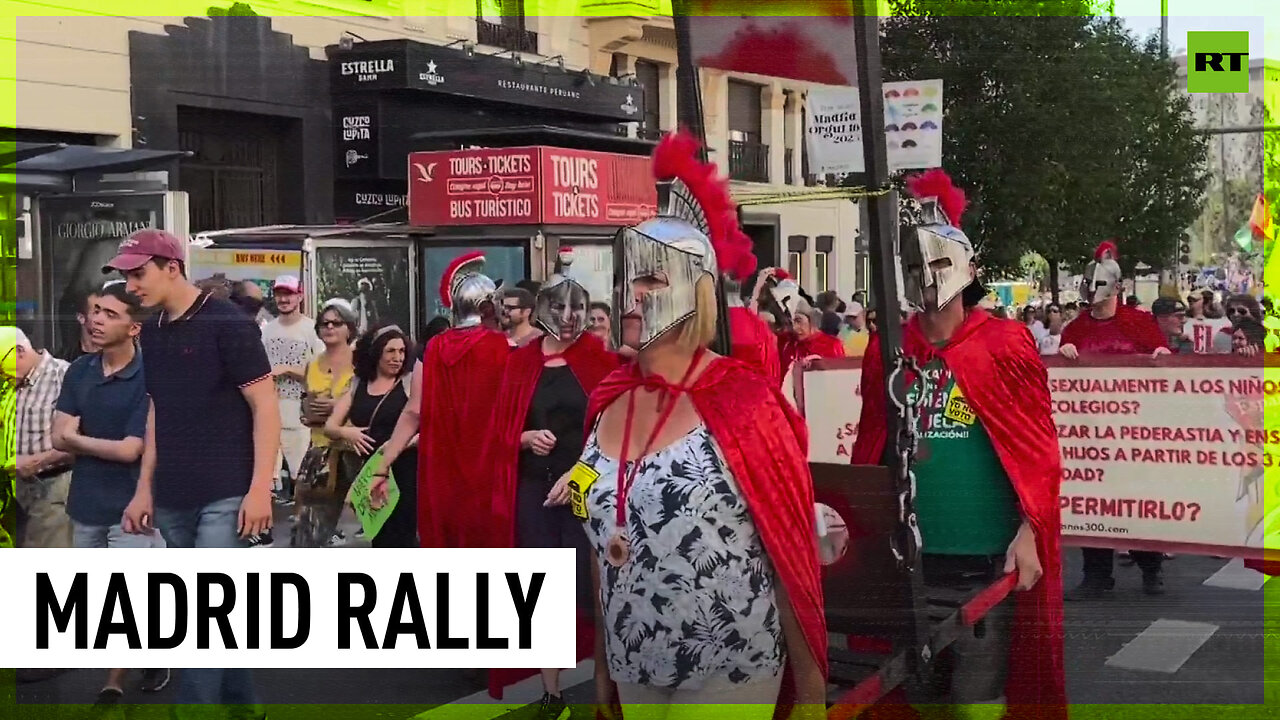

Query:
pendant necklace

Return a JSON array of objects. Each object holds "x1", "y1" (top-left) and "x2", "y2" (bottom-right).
[{"x1": 607, "y1": 349, "x2": 704, "y2": 568}]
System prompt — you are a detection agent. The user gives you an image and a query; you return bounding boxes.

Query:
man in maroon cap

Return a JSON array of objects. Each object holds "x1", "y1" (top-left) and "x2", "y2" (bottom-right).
[{"x1": 109, "y1": 229, "x2": 278, "y2": 718}]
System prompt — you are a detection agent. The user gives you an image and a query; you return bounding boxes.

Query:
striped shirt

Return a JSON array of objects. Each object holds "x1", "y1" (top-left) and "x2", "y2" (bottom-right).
[{"x1": 16, "y1": 351, "x2": 70, "y2": 457}]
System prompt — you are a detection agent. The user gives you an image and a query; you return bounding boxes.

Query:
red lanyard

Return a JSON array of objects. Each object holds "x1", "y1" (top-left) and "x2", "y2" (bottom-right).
[{"x1": 614, "y1": 349, "x2": 705, "y2": 530}]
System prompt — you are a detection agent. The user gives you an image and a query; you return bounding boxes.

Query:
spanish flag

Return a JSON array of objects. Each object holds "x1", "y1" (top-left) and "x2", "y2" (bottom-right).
[{"x1": 1249, "y1": 193, "x2": 1274, "y2": 242}]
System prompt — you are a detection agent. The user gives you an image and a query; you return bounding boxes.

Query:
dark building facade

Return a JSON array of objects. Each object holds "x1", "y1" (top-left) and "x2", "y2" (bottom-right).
[
  {"x1": 327, "y1": 38, "x2": 647, "y2": 223},
  {"x1": 129, "y1": 14, "x2": 332, "y2": 233}
]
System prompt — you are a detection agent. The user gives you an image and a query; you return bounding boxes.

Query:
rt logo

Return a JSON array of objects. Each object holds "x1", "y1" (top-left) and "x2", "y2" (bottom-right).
[{"x1": 1187, "y1": 31, "x2": 1250, "y2": 93}]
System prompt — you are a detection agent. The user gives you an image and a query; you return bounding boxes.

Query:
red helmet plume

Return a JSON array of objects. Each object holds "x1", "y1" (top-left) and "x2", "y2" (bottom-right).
[
  {"x1": 904, "y1": 168, "x2": 968, "y2": 227},
  {"x1": 439, "y1": 251, "x2": 485, "y2": 309},
  {"x1": 1095, "y1": 239, "x2": 1119, "y2": 261},
  {"x1": 652, "y1": 130, "x2": 758, "y2": 281}
]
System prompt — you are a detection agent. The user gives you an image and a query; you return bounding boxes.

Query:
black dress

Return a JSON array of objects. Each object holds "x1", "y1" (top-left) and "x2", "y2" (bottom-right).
[
  {"x1": 516, "y1": 365, "x2": 591, "y2": 609},
  {"x1": 349, "y1": 378, "x2": 417, "y2": 548}
]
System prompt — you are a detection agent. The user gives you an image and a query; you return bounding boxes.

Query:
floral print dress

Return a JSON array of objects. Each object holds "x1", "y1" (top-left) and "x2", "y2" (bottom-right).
[{"x1": 580, "y1": 424, "x2": 784, "y2": 690}]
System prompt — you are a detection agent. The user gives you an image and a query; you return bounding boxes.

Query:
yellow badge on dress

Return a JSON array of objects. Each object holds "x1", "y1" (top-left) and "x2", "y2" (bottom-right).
[
  {"x1": 568, "y1": 461, "x2": 600, "y2": 520},
  {"x1": 943, "y1": 384, "x2": 976, "y2": 426}
]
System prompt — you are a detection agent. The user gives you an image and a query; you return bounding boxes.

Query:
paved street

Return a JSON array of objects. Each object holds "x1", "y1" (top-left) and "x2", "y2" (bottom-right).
[{"x1": 14, "y1": 546, "x2": 1275, "y2": 720}]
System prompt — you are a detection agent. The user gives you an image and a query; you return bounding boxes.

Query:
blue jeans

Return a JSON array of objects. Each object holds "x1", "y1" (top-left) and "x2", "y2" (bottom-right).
[
  {"x1": 72, "y1": 521, "x2": 160, "y2": 548},
  {"x1": 155, "y1": 496, "x2": 247, "y2": 550},
  {"x1": 155, "y1": 496, "x2": 262, "y2": 718}
]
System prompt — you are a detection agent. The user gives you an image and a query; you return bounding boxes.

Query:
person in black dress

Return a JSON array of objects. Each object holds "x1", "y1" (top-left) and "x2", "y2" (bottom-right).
[
  {"x1": 323, "y1": 323, "x2": 418, "y2": 547},
  {"x1": 487, "y1": 262, "x2": 619, "y2": 718}
]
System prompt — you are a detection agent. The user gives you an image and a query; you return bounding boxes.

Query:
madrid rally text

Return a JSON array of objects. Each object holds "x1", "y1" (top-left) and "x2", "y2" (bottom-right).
[{"x1": 35, "y1": 572, "x2": 545, "y2": 650}]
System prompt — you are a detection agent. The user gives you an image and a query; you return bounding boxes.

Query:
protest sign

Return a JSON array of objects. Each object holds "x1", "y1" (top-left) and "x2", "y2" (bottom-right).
[
  {"x1": 796, "y1": 355, "x2": 1269, "y2": 558},
  {"x1": 349, "y1": 449, "x2": 400, "y2": 541}
]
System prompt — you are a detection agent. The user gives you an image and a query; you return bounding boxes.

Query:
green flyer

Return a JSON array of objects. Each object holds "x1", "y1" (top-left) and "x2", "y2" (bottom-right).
[{"x1": 350, "y1": 449, "x2": 400, "y2": 541}]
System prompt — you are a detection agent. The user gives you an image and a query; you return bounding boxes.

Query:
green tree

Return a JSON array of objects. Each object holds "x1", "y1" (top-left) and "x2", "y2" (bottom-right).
[
  {"x1": 882, "y1": 1, "x2": 1207, "y2": 296},
  {"x1": 208, "y1": 2, "x2": 259, "y2": 16},
  {"x1": 1105, "y1": 29, "x2": 1208, "y2": 275}
]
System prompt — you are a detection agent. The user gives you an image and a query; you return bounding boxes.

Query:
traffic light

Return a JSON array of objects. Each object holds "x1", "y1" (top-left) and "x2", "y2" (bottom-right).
[{"x1": 1178, "y1": 233, "x2": 1191, "y2": 266}]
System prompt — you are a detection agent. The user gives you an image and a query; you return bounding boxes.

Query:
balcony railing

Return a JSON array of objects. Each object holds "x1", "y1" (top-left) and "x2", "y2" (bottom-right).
[
  {"x1": 476, "y1": 18, "x2": 538, "y2": 54},
  {"x1": 728, "y1": 139, "x2": 770, "y2": 183},
  {"x1": 784, "y1": 148, "x2": 794, "y2": 185}
]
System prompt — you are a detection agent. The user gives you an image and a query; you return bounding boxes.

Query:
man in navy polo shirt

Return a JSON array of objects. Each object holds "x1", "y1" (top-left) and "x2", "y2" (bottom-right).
[
  {"x1": 52, "y1": 280, "x2": 170, "y2": 706},
  {"x1": 112, "y1": 229, "x2": 279, "y2": 719}
]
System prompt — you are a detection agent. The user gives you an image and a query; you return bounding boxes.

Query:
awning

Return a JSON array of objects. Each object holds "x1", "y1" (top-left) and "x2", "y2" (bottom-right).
[
  {"x1": 0, "y1": 142, "x2": 67, "y2": 167},
  {"x1": 5, "y1": 145, "x2": 193, "y2": 192},
  {"x1": 193, "y1": 223, "x2": 435, "y2": 247},
  {"x1": 411, "y1": 125, "x2": 657, "y2": 155}
]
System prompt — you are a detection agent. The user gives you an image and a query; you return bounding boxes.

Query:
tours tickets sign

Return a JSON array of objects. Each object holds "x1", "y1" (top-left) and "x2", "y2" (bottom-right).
[
  {"x1": 407, "y1": 147, "x2": 657, "y2": 228},
  {"x1": 795, "y1": 355, "x2": 1274, "y2": 559}
]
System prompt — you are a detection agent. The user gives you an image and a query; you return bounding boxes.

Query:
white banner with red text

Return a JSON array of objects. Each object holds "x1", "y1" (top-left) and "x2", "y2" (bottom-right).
[{"x1": 795, "y1": 355, "x2": 1276, "y2": 559}]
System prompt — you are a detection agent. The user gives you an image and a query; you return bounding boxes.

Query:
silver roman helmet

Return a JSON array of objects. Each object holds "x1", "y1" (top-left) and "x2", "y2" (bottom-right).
[
  {"x1": 536, "y1": 247, "x2": 590, "y2": 341},
  {"x1": 440, "y1": 251, "x2": 498, "y2": 328},
  {"x1": 768, "y1": 273, "x2": 803, "y2": 318},
  {"x1": 613, "y1": 178, "x2": 718, "y2": 350},
  {"x1": 614, "y1": 131, "x2": 755, "y2": 350},
  {"x1": 1081, "y1": 240, "x2": 1123, "y2": 304},
  {"x1": 899, "y1": 169, "x2": 974, "y2": 311}
]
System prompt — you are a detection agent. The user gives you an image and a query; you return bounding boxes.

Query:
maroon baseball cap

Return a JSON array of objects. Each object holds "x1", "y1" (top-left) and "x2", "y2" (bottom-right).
[{"x1": 103, "y1": 229, "x2": 186, "y2": 273}]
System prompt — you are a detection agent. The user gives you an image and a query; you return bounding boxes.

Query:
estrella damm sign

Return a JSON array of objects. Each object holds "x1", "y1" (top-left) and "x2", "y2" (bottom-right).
[{"x1": 1187, "y1": 31, "x2": 1250, "y2": 93}]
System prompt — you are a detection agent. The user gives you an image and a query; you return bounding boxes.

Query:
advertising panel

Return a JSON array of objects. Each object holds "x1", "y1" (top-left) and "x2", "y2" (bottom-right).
[{"x1": 408, "y1": 147, "x2": 656, "y2": 228}]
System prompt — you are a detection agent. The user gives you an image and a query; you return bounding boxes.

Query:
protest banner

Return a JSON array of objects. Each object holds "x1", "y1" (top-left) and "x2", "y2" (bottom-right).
[
  {"x1": 349, "y1": 449, "x2": 400, "y2": 541},
  {"x1": 796, "y1": 355, "x2": 1272, "y2": 559}
]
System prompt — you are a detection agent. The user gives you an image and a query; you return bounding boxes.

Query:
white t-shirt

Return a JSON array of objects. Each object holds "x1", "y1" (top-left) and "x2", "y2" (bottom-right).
[
  {"x1": 261, "y1": 316, "x2": 324, "y2": 401},
  {"x1": 1184, "y1": 317, "x2": 1233, "y2": 354},
  {"x1": 1038, "y1": 332, "x2": 1062, "y2": 356}
]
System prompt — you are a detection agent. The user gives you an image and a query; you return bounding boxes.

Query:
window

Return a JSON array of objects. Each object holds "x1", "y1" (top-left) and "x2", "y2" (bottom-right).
[
  {"x1": 783, "y1": 91, "x2": 796, "y2": 185},
  {"x1": 815, "y1": 235, "x2": 833, "y2": 292},
  {"x1": 475, "y1": 0, "x2": 537, "y2": 54},
  {"x1": 634, "y1": 59, "x2": 663, "y2": 140},
  {"x1": 728, "y1": 80, "x2": 768, "y2": 182},
  {"x1": 787, "y1": 235, "x2": 808, "y2": 289}
]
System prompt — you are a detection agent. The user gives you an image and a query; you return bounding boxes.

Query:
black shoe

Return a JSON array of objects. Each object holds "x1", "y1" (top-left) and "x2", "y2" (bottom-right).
[
  {"x1": 94, "y1": 687, "x2": 123, "y2": 707},
  {"x1": 534, "y1": 692, "x2": 569, "y2": 720},
  {"x1": 139, "y1": 667, "x2": 170, "y2": 692},
  {"x1": 1064, "y1": 577, "x2": 1115, "y2": 601},
  {"x1": 248, "y1": 533, "x2": 274, "y2": 549},
  {"x1": 1143, "y1": 571, "x2": 1166, "y2": 596}
]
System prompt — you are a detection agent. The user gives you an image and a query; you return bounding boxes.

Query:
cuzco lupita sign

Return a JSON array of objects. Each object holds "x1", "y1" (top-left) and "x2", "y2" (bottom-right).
[{"x1": 407, "y1": 147, "x2": 657, "y2": 227}]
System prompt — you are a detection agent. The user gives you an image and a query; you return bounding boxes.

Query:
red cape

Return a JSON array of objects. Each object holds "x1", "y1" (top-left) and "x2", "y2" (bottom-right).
[
  {"x1": 1060, "y1": 305, "x2": 1168, "y2": 355},
  {"x1": 729, "y1": 305, "x2": 781, "y2": 385},
  {"x1": 852, "y1": 310, "x2": 1066, "y2": 720},
  {"x1": 586, "y1": 357, "x2": 827, "y2": 713},
  {"x1": 1245, "y1": 559, "x2": 1279, "y2": 576},
  {"x1": 780, "y1": 330, "x2": 847, "y2": 379},
  {"x1": 488, "y1": 332, "x2": 620, "y2": 547},
  {"x1": 418, "y1": 326, "x2": 510, "y2": 548},
  {"x1": 484, "y1": 333, "x2": 618, "y2": 699}
]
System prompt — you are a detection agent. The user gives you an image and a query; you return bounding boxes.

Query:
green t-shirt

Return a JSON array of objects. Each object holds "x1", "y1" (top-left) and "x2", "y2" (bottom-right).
[{"x1": 908, "y1": 356, "x2": 1021, "y2": 555}]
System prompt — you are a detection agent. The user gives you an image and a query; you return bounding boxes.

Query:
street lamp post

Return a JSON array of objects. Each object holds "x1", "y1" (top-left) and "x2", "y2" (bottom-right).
[{"x1": 1160, "y1": 0, "x2": 1169, "y2": 57}]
